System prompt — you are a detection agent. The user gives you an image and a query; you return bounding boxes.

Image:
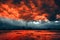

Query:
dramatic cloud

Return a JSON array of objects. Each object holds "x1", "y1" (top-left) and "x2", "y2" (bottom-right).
[
  {"x1": 0, "y1": 18, "x2": 60, "y2": 29},
  {"x1": 0, "y1": 0, "x2": 60, "y2": 29}
]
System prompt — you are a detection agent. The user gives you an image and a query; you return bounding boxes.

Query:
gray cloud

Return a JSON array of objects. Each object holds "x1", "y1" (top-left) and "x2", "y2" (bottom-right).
[{"x1": 0, "y1": 18, "x2": 60, "y2": 30}]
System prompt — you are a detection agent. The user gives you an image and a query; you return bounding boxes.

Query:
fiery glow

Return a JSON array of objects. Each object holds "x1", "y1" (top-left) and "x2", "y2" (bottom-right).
[
  {"x1": 0, "y1": 0, "x2": 49, "y2": 21},
  {"x1": 0, "y1": 0, "x2": 58, "y2": 21},
  {"x1": 0, "y1": 30, "x2": 60, "y2": 40}
]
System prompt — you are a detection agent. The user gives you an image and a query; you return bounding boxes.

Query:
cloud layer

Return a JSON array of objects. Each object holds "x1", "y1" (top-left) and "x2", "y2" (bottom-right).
[{"x1": 0, "y1": 18, "x2": 60, "y2": 30}]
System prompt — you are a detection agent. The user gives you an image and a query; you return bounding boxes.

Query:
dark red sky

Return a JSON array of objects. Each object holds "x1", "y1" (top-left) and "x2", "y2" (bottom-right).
[{"x1": 0, "y1": 0, "x2": 60, "y2": 21}]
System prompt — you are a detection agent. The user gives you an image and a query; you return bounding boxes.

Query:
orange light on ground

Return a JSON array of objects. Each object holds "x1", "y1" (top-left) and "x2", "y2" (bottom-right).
[{"x1": 0, "y1": 30, "x2": 60, "y2": 40}]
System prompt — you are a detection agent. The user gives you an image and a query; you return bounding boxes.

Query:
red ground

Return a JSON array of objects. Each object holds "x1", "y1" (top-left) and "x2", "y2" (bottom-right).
[{"x1": 0, "y1": 30, "x2": 60, "y2": 40}]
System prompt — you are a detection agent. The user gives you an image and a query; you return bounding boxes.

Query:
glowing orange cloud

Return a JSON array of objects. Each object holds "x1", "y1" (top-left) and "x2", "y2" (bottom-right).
[
  {"x1": 0, "y1": 0, "x2": 57, "y2": 21},
  {"x1": 56, "y1": 14, "x2": 60, "y2": 19}
]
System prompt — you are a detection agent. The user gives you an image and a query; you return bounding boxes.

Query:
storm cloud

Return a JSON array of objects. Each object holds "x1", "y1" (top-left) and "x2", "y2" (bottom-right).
[{"x1": 0, "y1": 18, "x2": 60, "y2": 30}]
